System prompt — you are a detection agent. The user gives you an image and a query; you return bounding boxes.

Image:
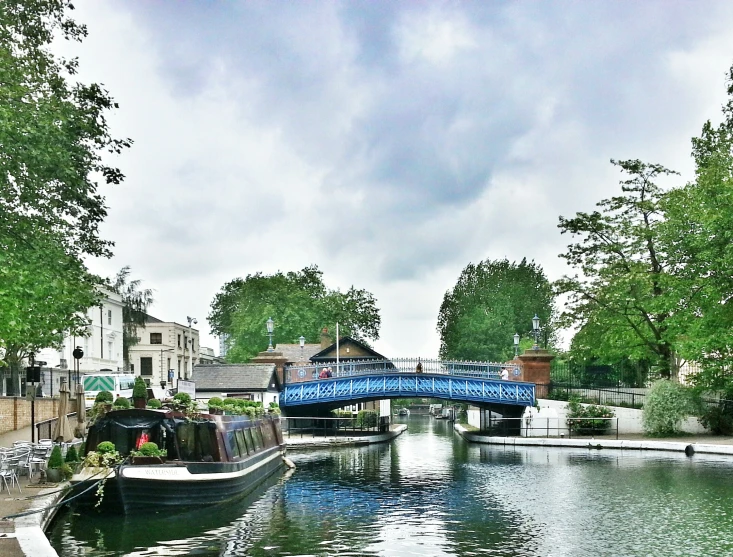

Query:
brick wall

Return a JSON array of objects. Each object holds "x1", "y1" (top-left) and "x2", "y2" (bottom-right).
[{"x1": 0, "y1": 396, "x2": 80, "y2": 435}]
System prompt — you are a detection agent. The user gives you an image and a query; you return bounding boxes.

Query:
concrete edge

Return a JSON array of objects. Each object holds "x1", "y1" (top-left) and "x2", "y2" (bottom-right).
[
  {"x1": 14, "y1": 484, "x2": 69, "y2": 557},
  {"x1": 286, "y1": 425, "x2": 407, "y2": 450},
  {"x1": 453, "y1": 424, "x2": 733, "y2": 456}
]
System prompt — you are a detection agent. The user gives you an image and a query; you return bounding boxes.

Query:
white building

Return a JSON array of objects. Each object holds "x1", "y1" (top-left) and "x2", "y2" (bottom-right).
[
  {"x1": 37, "y1": 288, "x2": 124, "y2": 374},
  {"x1": 127, "y1": 315, "x2": 199, "y2": 390},
  {"x1": 218, "y1": 334, "x2": 229, "y2": 358}
]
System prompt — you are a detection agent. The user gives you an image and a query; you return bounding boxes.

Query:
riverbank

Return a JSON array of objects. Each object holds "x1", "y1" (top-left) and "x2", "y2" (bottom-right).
[
  {"x1": 454, "y1": 424, "x2": 733, "y2": 455},
  {"x1": 285, "y1": 423, "x2": 407, "y2": 450}
]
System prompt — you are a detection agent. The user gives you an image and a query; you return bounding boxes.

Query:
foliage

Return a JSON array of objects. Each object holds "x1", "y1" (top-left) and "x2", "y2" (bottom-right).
[
  {"x1": 437, "y1": 258, "x2": 555, "y2": 361},
  {"x1": 112, "y1": 396, "x2": 130, "y2": 409},
  {"x1": 47, "y1": 445, "x2": 64, "y2": 469},
  {"x1": 556, "y1": 159, "x2": 681, "y2": 378},
  {"x1": 209, "y1": 265, "x2": 381, "y2": 362},
  {"x1": 170, "y1": 391, "x2": 199, "y2": 414},
  {"x1": 207, "y1": 397, "x2": 223, "y2": 408},
  {"x1": 566, "y1": 397, "x2": 615, "y2": 435},
  {"x1": 147, "y1": 399, "x2": 162, "y2": 409},
  {"x1": 60, "y1": 463, "x2": 74, "y2": 480},
  {"x1": 356, "y1": 410, "x2": 378, "y2": 429},
  {"x1": 132, "y1": 375, "x2": 147, "y2": 400},
  {"x1": 173, "y1": 392, "x2": 191, "y2": 404},
  {"x1": 217, "y1": 398, "x2": 264, "y2": 417},
  {"x1": 64, "y1": 446, "x2": 79, "y2": 463},
  {"x1": 0, "y1": 0, "x2": 130, "y2": 388},
  {"x1": 695, "y1": 385, "x2": 733, "y2": 435},
  {"x1": 108, "y1": 267, "x2": 154, "y2": 370},
  {"x1": 642, "y1": 380, "x2": 693, "y2": 435},
  {"x1": 95, "y1": 390, "x2": 113, "y2": 403},
  {"x1": 82, "y1": 448, "x2": 121, "y2": 469},
  {"x1": 268, "y1": 402, "x2": 281, "y2": 415},
  {"x1": 96, "y1": 441, "x2": 116, "y2": 455},
  {"x1": 131, "y1": 441, "x2": 166, "y2": 458}
]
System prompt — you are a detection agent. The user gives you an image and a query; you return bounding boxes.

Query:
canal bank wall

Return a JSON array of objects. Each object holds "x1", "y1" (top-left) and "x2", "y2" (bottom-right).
[
  {"x1": 285, "y1": 424, "x2": 407, "y2": 450},
  {"x1": 455, "y1": 424, "x2": 733, "y2": 456}
]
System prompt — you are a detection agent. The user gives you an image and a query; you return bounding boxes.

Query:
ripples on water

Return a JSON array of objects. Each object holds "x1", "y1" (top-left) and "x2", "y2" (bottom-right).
[{"x1": 48, "y1": 416, "x2": 733, "y2": 556}]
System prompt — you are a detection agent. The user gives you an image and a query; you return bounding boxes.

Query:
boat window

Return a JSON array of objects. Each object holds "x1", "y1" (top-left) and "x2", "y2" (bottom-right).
[
  {"x1": 244, "y1": 429, "x2": 255, "y2": 453},
  {"x1": 235, "y1": 430, "x2": 247, "y2": 456},
  {"x1": 198, "y1": 423, "x2": 215, "y2": 461},
  {"x1": 251, "y1": 427, "x2": 263, "y2": 451},
  {"x1": 177, "y1": 423, "x2": 216, "y2": 461},
  {"x1": 227, "y1": 430, "x2": 240, "y2": 458}
]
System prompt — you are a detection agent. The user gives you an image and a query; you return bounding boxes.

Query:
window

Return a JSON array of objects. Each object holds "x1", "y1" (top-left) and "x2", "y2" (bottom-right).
[
  {"x1": 140, "y1": 357, "x2": 153, "y2": 376},
  {"x1": 150, "y1": 333, "x2": 162, "y2": 345},
  {"x1": 227, "y1": 431, "x2": 240, "y2": 458},
  {"x1": 107, "y1": 309, "x2": 112, "y2": 325},
  {"x1": 235, "y1": 430, "x2": 247, "y2": 456},
  {"x1": 131, "y1": 363, "x2": 135, "y2": 372},
  {"x1": 178, "y1": 334, "x2": 181, "y2": 347},
  {"x1": 108, "y1": 342, "x2": 112, "y2": 358}
]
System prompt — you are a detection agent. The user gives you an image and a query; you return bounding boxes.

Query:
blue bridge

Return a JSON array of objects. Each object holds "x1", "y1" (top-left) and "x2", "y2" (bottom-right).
[{"x1": 279, "y1": 358, "x2": 534, "y2": 417}]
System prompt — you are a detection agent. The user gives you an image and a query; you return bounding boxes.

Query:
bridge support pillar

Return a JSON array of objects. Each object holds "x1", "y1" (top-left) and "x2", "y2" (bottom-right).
[{"x1": 517, "y1": 349, "x2": 554, "y2": 398}]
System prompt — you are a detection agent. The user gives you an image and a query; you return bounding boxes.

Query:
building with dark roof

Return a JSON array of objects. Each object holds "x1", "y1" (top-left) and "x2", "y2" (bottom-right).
[{"x1": 191, "y1": 363, "x2": 280, "y2": 406}]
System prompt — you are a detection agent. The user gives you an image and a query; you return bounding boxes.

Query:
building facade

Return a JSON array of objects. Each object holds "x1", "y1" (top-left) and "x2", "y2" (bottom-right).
[{"x1": 127, "y1": 315, "x2": 199, "y2": 390}]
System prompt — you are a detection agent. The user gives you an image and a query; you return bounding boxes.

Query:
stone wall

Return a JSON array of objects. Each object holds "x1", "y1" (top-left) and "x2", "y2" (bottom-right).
[{"x1": 0, "y1": 396, "x2": 80, "y2": 435}]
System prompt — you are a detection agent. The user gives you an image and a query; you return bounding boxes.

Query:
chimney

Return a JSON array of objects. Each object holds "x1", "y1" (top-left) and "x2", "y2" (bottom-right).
[{"x1": 320, "y1": 327, "x2": 330, "y2": 348}]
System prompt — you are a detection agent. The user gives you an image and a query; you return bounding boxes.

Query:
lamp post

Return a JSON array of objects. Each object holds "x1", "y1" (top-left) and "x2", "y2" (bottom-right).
[
  {"x1": 513, "y1": 333, "x2": 520, "y2": 358},
  {"x1": 159, "y1": 347, "x2": 174, "y2": 388},
  {"x1": 266, "y1": 317, "x2": 274, "y2": 352},
  {"x1": 532, "y1": 314, "x2": 541, "y2": 350},
  {"x1": 299, "y1": 335, "x2": 305, "y2": 361},
  {"x1": 186, "y1": 316, "x2": 197, "y2": 380}
]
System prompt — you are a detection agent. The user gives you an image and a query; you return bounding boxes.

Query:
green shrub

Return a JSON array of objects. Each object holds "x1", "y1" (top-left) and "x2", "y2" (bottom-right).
[
  {"x1": 548, "y1": 389, "x2": 570, "y2": 401},
  {"x1": 61, "y1": 463, "x2": 74, "y2": 480},
  {"x1": 113, "y1": 396, "x2": 131, "y2": 409},
  {"x1": 567, "y1": 397, "x2": 615, "y2": 435},
  {"x1": 208, "y1": 397, "x2": 223, "y2": 408},
  {"x1": 95, "y1": 390, "x2": 113, "y2": 403},
  {"x1": 133, "y1": 376, "x2": 148, "y2": 400},
  {"x1": 137, "y1": 442, "x2": 166, "y2": 457},
  {"x1": 147, "y1": 398, "x2": 162, "y2": 409},
  {"x1": 48, "y1": 445, "x2": 64, "y2": 469},
  {"x1": 643, "y1": 380, "x2": 693, "y2": 435},
  {"x1": 97, "y1": 441, "x2": 116, "y2": 455},
  {"x1": 65, "y1": 446, "x2": 79, "y2": 463},
  {"x1": 356, "y1": 410, "x2": 379, "y2": 429},
  {"x1": 173, "y1": 392, "x2": 191, "y2": 404}
]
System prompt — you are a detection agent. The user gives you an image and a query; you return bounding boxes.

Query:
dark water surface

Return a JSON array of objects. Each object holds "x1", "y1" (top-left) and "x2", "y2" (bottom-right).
[{"x1": 49, "y1": 415, "x2": 733, "y2": 556}]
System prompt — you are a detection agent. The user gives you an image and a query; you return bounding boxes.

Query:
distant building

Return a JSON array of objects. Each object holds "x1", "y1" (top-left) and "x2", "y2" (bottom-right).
[
  {"x1": 199, "y1": 346, "x2": 226, "y2": 366},
  {"x1": 218, "y1": 334, "x2": 230, "y2": 359},
  {"x1": 127, "y1": 315, "x2": 199, "y2": 390},
  {"x1": 192, "y1": 363, "x2": 280, "y2": 406}
]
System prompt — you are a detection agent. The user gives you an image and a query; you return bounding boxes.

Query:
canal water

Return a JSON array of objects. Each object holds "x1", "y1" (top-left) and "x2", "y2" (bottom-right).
[{"x1": 49, "y1": 415, "x2": 733, "y2": 556}]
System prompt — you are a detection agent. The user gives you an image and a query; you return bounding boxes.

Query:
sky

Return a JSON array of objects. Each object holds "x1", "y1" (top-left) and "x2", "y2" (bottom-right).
[{"x1": 63, "y1": 0, "x2": 733, "y2": 359}]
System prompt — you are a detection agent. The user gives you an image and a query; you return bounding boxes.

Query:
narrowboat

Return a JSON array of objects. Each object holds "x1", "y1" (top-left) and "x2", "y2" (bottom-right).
[{"x1": 71, "y1": 408, "x2": 287, "y2": 513}]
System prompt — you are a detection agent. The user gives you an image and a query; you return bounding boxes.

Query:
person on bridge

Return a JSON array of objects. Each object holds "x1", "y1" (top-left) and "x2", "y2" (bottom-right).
[
  {"x1": 319, "y1": 368, "x2": 328, "y2": 379},
  {"x1": 326, "y1": 367, "x2": 333, "y2": 378},
  {"x1": 500, "y1": 368, "x2": 509, "y2": 381},
  {"x1": 416, "y1": 360, "x2": 423, "y2": 373}
]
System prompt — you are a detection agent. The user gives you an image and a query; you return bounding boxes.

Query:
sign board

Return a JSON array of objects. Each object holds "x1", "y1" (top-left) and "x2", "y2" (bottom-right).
[
  {"x1": 26, "y1": 366, "x2": 41, "y2": 383},
  {"x1": 178, "y1": 380, "x2": 196, "y2": 397}
]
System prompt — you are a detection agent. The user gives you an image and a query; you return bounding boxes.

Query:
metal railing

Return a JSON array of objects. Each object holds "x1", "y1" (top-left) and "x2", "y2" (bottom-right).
[
  {"x1": 480, "y1": 416, "x2": 620, "y2": 439},
  {"x1": 284, "y1": 358, "x2": 520, "y2": 384},
  {"x1": 35, "y1": 413, "x2": 77, "y2": 441},
  {"x1": 281, "y1": 416, "x2": 390, "y2": 437}
]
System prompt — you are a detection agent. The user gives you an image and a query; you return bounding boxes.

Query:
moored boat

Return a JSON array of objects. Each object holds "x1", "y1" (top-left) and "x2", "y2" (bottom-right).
[{"x1": 71, "y1": 408, "x2": 286, "y2": 513}]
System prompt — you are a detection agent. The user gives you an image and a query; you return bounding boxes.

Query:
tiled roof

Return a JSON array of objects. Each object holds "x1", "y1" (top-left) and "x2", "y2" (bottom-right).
[
  {"x1": 310, "y1": 337, "x2": 388, "y2": 361},
  {"x1": 274, "y1": 343, "x2": 323, "y2": 363},
  {"x1": 191, "y1": 364, "x2": 276, "y2": 391}
]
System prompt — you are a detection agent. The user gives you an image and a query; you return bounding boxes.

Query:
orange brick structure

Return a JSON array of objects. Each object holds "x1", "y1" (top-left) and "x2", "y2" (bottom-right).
[{"x1": 516, "y1": 349, "x2": 555, "y2": 399}]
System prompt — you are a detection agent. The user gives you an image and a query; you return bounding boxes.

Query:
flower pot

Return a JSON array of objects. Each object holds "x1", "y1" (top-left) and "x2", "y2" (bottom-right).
[
  {"x1": 46, "y1": 467, "x2": 63, "y2": 483},
  {"x1": 130, "y1": 456, "x2": 166, "y2": 465},
  {"x1": 134, "y1": 398, "x2": 147, "y2": 409}
]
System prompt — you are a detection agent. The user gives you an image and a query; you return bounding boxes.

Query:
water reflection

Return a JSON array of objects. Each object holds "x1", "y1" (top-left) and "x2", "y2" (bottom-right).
[{"x1": 50, "y1": 414, "x2": 733, "y2": 557}]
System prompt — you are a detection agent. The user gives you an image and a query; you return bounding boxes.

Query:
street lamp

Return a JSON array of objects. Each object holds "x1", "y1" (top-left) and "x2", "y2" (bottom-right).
[
  {"x1": 513, "y1": 333, "x2": 520, "y2": 357},
  {"x1": 266, "y1": 317, "x2": 274, "y2": 352},
  {"x1": 186, "y1": 316, "x2": 197, "y2": 380},
  {"x1": 532, "y1": 314, "x2": 541, "y2": 350}
]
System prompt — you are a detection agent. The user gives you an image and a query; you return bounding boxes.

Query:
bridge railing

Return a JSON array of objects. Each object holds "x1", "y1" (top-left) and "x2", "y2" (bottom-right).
[{"x1": 283, "y1": 358, "x2": 521, "y2": 384}]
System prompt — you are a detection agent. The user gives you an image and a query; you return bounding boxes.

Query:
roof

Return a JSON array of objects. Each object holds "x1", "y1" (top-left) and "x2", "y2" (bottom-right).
[
  {"x1": 191, "y1": 364, "x2": 277, "y2": 392},
  {"x1": 310, "y1": 336, "x2": 388, "y2": 361},
  {"x1": 144, "y1": 314, "x2": 164, "y2": 324},
  {"x1": 274, "y1": 343, "x2": 323, "y2": 364}
]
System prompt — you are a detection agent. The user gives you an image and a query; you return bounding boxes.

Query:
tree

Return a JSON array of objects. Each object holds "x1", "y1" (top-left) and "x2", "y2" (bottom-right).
[
  {"x1": 437, "y1": 258, "x2": 555, "y2": 361},
  {"x1": 555, "y1": 160, "x2": 681, "y2": 378},
  {"x1": 209, "y1": 265, "x2": 381, "y2": 362},
  {"x1": 109, "y1": 267, "x2": 154, "y2": 370},
  {"x1": 0, "y1": 1, "x2": 129, "y2": 387}
]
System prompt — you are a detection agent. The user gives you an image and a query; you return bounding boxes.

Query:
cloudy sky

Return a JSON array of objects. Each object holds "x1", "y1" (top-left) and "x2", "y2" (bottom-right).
[{"x1": 65, "y1": 1, "x2": 733, "y2": 359}]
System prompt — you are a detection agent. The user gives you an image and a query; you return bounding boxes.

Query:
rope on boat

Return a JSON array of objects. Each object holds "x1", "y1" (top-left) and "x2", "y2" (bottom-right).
[{"x1": 1, "y1": 464, "x2": 121, "y2": 520}]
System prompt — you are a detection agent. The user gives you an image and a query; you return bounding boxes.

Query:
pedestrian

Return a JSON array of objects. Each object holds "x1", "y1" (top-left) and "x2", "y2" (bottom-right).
[
  {"x1": 326, "y1": 367, "x2": 333, "y2": 378},
  {"x1": 500, "y1": 368, "x2": 509, "y2": 381},
  {"x1": 319, "y1": 368, "x2": 328, "y2": 379},
  {"x1": 416, "y1": 360, "x2": 423, "y2": 373}
]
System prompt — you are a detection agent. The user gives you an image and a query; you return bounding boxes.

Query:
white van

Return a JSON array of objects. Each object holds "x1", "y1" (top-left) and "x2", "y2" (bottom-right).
[{"x1": 83, "y1": 372, "x2": 136, "y2": 408}]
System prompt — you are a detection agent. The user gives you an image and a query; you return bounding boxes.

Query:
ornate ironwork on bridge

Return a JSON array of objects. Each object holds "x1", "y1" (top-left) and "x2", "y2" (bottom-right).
[{"x1": 279, "y1": 373, "x2": 535, "y2": 408}]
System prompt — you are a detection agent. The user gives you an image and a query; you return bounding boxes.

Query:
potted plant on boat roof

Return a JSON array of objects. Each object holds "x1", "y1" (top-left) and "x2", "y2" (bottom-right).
[
  {"x1": 130, "y1": 441, "x2": 167, "y2": 465},
  {"x1": 133, "y1": 376, "x2": 148, "y2": 409},
  {"x1": 208, "y1": 397, "x2": 224, "y2": 415}
]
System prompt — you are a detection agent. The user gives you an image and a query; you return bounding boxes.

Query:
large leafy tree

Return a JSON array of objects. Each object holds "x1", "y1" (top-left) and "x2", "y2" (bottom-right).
[
  {"x1": 209, "y1": 265, "x2": 381, "y2": 362},
  {"x1": 0, "y1": 1, "x2": 129, "y2": 390},
  {"x1": 109, "y1": 267, "x2": 154, "y2": 370},
  {"x1": 555, "y1": 159, "x2": 681, "y2": 378},
  {"x1": 437, "y1": 258, "x2": 555, "y2": 362}
]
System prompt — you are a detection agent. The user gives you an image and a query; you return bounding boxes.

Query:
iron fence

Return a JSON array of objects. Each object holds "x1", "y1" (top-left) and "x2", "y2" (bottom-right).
[
  {"x1": 284, "y1": 358, "x2": 520, "y2": 384},
  {"x1": 35, "y1": 413, "x2": 77, "y2": 441},
  {"x1": 281, "y1": 416, "x2": 390, "y2": 437},
  {"x1": 480, "y1": 416, "x2": 620, "y2": 439}
]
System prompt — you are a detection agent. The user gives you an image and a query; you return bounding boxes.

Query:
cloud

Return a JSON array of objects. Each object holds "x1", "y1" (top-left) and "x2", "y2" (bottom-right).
[{"x1": 62, "y1": 0, "x2": 733, "y2": 357}]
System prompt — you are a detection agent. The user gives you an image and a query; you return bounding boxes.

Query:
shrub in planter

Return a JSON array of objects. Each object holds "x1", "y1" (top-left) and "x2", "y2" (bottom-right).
[
  {"x1": 113, "y1": 396, "x2": 131, "y2": 409},
  {"x1": 567, "y1": 397, "x2": 615, "y2": 435},
  {"x1": 208, "y1": 397, "x2": 223, "y2": 407},
  {"x1": 173, "y1": 392, "x2": 191, "y2": 404},
  {"x1": 138, "y1": 442, "x2": 166, "y2": 457},
  {"x1": 95, "y1": 390, "x2": 114, "y2": 404},
  {"x1": 147, "y1": 398, "x2": 162, "y2": 409},
  {"x1": 65, "y1": 446, "x2": 80, "y2": 463},
  {"x1": 48, "y1": 445, "x2": 64, "y2": 469},
  {"x1": 61, "y1": 463, "x2": 74, "y2": 481},
  {"x1": 356, "y1": 410, "x2": 378, "y2": 429},
  {"x1": 97, "y1": 441, "x2": 116, "y2": 455}
]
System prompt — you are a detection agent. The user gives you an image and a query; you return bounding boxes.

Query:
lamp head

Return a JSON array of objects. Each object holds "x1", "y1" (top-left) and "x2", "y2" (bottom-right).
[
  {"x1": 299, "y1": 335, "x2": 305, "y2": 348},
  {"x1": 513, "y1": 333, "x2": 520, "y2": 346},
  {"x1": 532, "y1": 314, "x2": 540, "y2": 332},
  {"x1": 266, "y1": 317, "x2": 274, "y2": 334}
]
